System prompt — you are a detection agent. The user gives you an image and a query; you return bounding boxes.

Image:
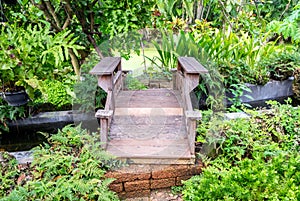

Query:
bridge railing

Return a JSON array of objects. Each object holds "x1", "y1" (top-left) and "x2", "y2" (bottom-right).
[
  {"x1": 172, "y1": 57, "x2": 209, "y2": 155},
  {"x1": 90, "y1": 57, "x2": 126, "y2": 149}
]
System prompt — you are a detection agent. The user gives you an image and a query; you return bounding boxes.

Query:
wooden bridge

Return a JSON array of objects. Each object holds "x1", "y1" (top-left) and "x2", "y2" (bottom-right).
[{"x1": 90, "y1": 57, "x2": 208, "y2": 164}]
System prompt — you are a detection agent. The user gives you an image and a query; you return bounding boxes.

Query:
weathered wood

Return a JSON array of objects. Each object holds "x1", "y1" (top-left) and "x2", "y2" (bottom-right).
[
  {"x1": 90, "y1": 56, "x2": 208, "y2": 164},
  {"x1": 106, "y1": 88, "x2": 195, "y2": 164},
  {"x1": 115, "y1": 89, "x2": 181, "y2": 108},
  {"x1": 97, "y1": 75, "x2": 113, "y2": 93},
  {"x1": 90, "y1": 57, "x2": 124, "y2": 149},
  {"x1": 185, "y1": 110, "x2": 201, "y2": 155},
  {"x1": 177, "y1": 57, "x2": 208, "y2": 74},
  {"x1": 185, "y1": 110, "x2": 202, "y2": 120},
  {"x1": 90, "y1": 57, "x2": 122, "y2": 93},
  {"x1": 174, "y1": 57, "x2": 208, "y2": 155},
  {"x1": 90, "y1": 57, "x2": 121, "y2": 75},
  {"x1": 171, "y1": 68, "x2": 177, "y2": 90},
  {"x1": 95, "y1": 110, "x2": 113, "y2": 149}
]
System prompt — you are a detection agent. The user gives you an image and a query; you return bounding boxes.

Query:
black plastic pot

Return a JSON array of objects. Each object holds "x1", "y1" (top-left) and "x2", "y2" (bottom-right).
[{"x1": 1, "y1": 91, "x2": 30, "y2": 106}]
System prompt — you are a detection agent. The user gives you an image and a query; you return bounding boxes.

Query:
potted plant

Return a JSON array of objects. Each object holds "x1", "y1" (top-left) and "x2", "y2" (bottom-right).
[
  {"x1": 0, "y1": 42, "x2": 30, "y2": 106},
  {"x1": 0, "y1": 23, "x2": 83, "y2": 106}
]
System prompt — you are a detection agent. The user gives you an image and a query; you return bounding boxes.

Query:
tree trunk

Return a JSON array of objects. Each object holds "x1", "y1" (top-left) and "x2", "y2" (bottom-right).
[
  {"x1": 68, "y1": 49, "x2": 81, "y2": 78},
  {"x1": 196, "y1": 0, "x2": 203, "y2": 20}
]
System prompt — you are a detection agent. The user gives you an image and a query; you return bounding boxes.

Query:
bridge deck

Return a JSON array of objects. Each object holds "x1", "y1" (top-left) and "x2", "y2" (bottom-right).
[{"x1": 107, "y1": 88, "x2": 194, "y2": 164}]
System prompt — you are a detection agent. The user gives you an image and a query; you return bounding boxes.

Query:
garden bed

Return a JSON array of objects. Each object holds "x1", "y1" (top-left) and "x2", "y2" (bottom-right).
[
  {"x1": 1, "y1": 111, "x2": 99, "y2": 152},
  {"x1": 238, "y1": 78, "x2": 294, "y2": 106}
]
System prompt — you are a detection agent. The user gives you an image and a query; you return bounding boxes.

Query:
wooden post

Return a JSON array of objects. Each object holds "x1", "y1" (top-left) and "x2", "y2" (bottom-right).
[
  {"x1": 177, "y1": 57, "x2": 208, "y2": 155},
  {"x1": 171, "y1": 68, "x2": 177, "y2": 90},
  {"x1": 90, "y1": 57, "x2": 122, "y2": 148},
  {"x1": 186, "y1": 110, "x2": 202, "y2": 155},
  {"x1": 95, "y1": 110, "x2": 113, "y2": 149}
]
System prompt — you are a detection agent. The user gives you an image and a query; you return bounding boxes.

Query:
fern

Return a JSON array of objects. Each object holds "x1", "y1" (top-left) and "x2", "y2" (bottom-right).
[{"x1": 2, "y1": 125, "x2": 121, "y2": 200}]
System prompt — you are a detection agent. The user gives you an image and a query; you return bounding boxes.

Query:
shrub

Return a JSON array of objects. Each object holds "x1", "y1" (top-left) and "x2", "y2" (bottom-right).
[
  {"x1": 1, "y1": 125, "x2": 121, "y2": 201},
  {"x1": 34, "y1": 79, "x2": 75, "y2": 109},
  {"x1": 0, "y1": 153, "x2": 20, "y2": 197},
  {"x1": 183, "y1": 153, "x2": 300, "y2": 201},
  {"x1": 183, "y1": 100, "x2": 300, "y2": 200}
]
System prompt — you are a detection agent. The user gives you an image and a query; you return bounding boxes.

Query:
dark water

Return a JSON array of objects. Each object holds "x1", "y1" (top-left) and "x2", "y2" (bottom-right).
[{"x1": 0, "y1": 131, "x2": 48, "y2": 152}]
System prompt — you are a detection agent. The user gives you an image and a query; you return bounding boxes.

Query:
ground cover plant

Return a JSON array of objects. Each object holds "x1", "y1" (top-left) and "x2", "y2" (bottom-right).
[
  {"x1": 0, "y1": 125, "x2": 121, "y2": 200},
  {"x1": 182, "y1": 100, "x2": 300, "y2": 200}
]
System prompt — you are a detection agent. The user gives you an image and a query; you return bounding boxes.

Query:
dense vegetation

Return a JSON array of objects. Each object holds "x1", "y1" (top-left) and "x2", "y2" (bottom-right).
[
  {"x1": 182, "y1": 100, "x2": 300, "y2": 200},
  {"x1": 0, "y1": 125, "x2": 121, "y2": 200},
  {"x1": 0, "y1": 0, "x2": 300, "y2": 200}
]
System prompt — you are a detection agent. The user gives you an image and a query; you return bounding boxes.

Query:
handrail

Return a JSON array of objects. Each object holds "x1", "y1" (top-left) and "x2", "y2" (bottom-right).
[
  {"x1": 173, "y1": 57, "x2": 208, "y2": 155},
  {"x1": 90, "y1": 57, "x2": 125, "y2": 149}
]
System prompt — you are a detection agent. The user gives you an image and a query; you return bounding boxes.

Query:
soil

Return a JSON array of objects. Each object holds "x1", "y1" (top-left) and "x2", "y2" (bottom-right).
[{"x1": 124, "y1": 188, "x2": 183, "y2": 201}]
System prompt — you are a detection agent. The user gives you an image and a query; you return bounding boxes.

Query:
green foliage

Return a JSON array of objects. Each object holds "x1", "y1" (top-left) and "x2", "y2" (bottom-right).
[
  {"x1": 194, "y1": 27, "x2": 278, "y2": 85},
  {"x1": 262, "y1": 49, "x2": 300, "y2": 81},
  {"x1": 155, "y1": 0, "x2": 194, "y2": 21},
  {"x1": 267, "y1": 2, "x2": 300, "y2": 44},
  {"x1": 0, "y1": 153, "x2": 20, "y2": 197},
  {"x1": 73, "y1": 52, "x2": 107, "y2": 112},
  {"x1": 293, "y1": 68, "x2": 300, "y2": 100},
  {"x1": 101, "y1": 0, "x2": 154, "y2": 37},
  {"x1": 34, "y1": 79, "x2": 75, "y2": 109},
  {"x1": 1, "y1": 125, "x2": 121, "y2": 200},
  {"x1": 183, "y1": 153, "x2": 300, "y2": 201},
  {"x1": 148, "y1": 30, "x2": 207, "y2": 72},
  {"x1": 0, "y1": 22, "x2": 83, "y2": 97},
  {"x1": 184, "y1": 101, "x2": 300, "y2": 200},
  {"x1": 0, "y1": 99, "x2": 26, "y2": 133},
  {"x1": 124, "y1": 74, "x2": 147, "y2": 90},
  {"x1": 198, "y1": 100, "x2": 300, "y2": 165}
]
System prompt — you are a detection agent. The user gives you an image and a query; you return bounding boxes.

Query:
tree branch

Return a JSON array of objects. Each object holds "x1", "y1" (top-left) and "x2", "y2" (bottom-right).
[
  {"x1": 30, "y1": 0, "x2": 62, "y2": 31},
  {"x1": 87, "y1": 34, "x2": 104, "y2": 59},
  {"x1": 44, "y1": 0, "x2": 61, "y2": 29},
  {"x1": 279, "y1": 0, "x2": 291, "y2": 20},
  {"x1": 218, "y1": 0, "x2": 233, "y2": 30}
]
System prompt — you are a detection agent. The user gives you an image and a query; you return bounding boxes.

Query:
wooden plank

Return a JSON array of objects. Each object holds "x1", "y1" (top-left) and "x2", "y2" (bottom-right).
[
  {"x1": 116, "y1": 89, "x2": 182, "y2": 108},
  {"x1": 112, "y1": 115, "x2": 185, "y2": 125},
  {"x1": 114, "y1": 108, "x2": 183, "y2": 116},
  {"x1": 109, "y1": 124, "x2": 186, "y2": 140},
  {"x1": 107, "y1": 143, "x2": 190, "y2": 158},
  {"x1": 90, "y1": 57, "x2": 121, "y2": 75},
  {"x1": 109, "y1": 139, "x2": 188, "y2": 146},
  {"x1": 178, "y1": 57, "x2": 208, "y2": 74}
]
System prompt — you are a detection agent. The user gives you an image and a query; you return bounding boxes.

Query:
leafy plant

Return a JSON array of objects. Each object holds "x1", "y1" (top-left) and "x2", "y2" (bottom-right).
[
  {"x1": 0, "y1": 152, "x2": 21, "y2": 197},
  {"x1": 147, "y1": 30, "x2": 206, "y2": 73},
  {"x1": 73, "y1": 52, "x2": 107, "y2": 112},
  {"x1": 184, "y1": 100, "x2": 300, "y2": 200},
  {"x1": 262, "y1": 50, "x2": 300, "y2": 81},
  {"x1": 124, "y1": 74, "x2": 147, "y2": 90},
  {"x1": 183, "y1": 153, "x2": 300, "y2": 201},
  {"x1": 227, "y1": 83, "x2": 252, "y2": 111},
  {"x1": 34, "y1": 79, "x2": 75, "y2": 110},
  {"x1": 0, "y1": 22, "x2": 83, "y2": 97},
  {"x1": 267, "y1": 2, "x2": 300, "y2": 44},
  {"x1": 2, "y1": 125, "x2": 121, "y2": 200},
  {"x1": 293, "y1": 67, "x2": 300, "y2": 100},
  {"x1": 0, "y1": 99, "x2": 26, "y2": 133},
  {"x1": 197, "y1": 99, "x2": 300, "y2": 166}
]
